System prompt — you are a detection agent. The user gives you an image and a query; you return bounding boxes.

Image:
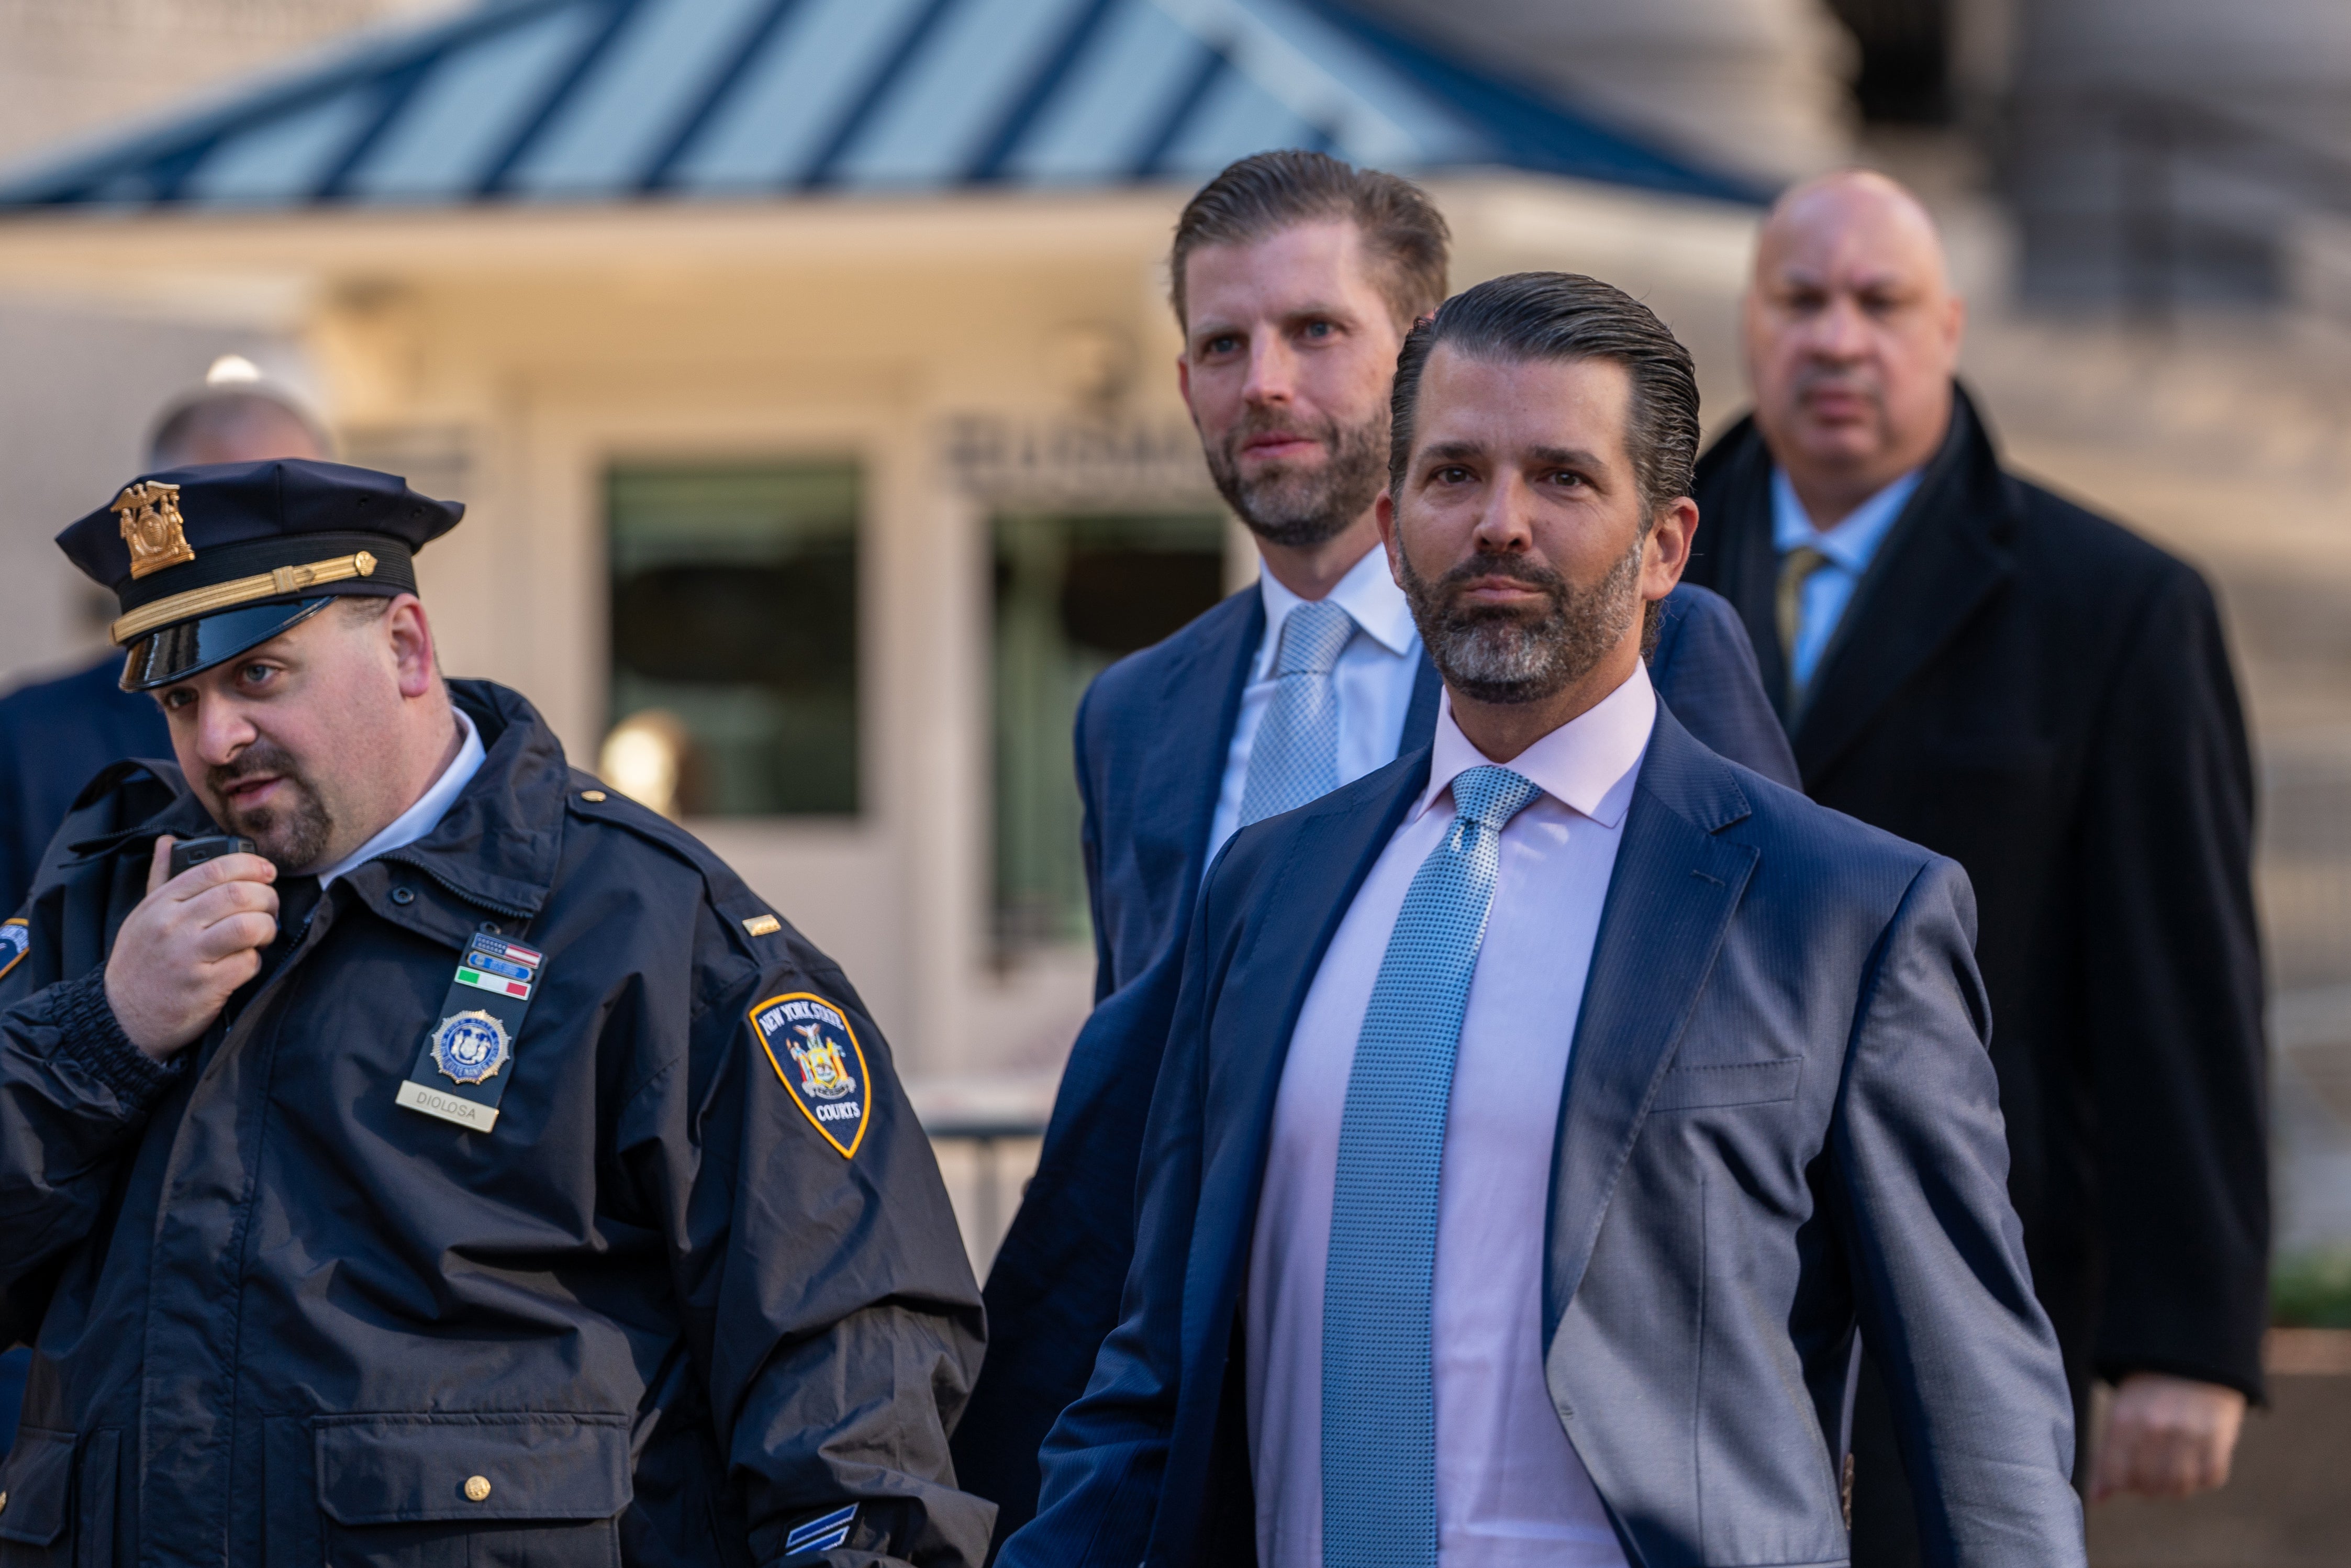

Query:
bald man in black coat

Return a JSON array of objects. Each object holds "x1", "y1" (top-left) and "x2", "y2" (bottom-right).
[{"x1": 1684, "y1": 171, "x2": 2266, "y2": 1561}]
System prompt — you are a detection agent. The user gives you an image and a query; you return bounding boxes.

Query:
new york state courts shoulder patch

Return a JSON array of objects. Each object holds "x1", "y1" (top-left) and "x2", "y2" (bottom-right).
[{"x1": 750, "y1": 992, "x2": 871, "y2": 1158}]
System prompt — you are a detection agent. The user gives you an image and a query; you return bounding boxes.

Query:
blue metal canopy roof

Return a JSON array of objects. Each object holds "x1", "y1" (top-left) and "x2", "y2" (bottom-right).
[{"x1": 0, "y1": 0, "x2": 1761, "y2": 213}]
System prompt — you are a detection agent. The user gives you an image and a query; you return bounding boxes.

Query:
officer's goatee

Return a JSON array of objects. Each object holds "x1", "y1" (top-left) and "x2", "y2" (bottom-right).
[
  {"x1": 207, "y1": 740, "x2": 335, "y2": 873},
  {"x1": 1398, "y1": 537, "x2": 1642, "y2": 706}
]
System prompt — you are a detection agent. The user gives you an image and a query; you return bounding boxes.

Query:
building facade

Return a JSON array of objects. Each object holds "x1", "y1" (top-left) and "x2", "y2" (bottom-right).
[{"x1": 0, "y1": 0, "x2": 1765, "y2": 1092}]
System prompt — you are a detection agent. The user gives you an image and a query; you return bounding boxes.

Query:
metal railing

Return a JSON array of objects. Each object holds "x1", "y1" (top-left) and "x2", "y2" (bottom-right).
[{"x1": 926, "y1": 1117, "x2": 1049, "y2": 1265}]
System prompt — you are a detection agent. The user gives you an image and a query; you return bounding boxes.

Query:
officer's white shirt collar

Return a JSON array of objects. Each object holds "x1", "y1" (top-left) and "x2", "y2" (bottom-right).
[
  {"x1": 315, "y1": 708, "x2": 485, "y2": 888},
  {"x1": 1251, "y1": 541, "x2": 1418, "y2": 679}
]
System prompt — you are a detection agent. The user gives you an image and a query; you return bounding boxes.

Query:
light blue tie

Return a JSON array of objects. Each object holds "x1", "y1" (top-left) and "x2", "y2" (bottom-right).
[
  {"x1": 1239, "y1": 599, "x2": 1356, "y2": 828},
  {"x1": 1322, "y1": 763, "x2": 1545, "y2": 1568}
]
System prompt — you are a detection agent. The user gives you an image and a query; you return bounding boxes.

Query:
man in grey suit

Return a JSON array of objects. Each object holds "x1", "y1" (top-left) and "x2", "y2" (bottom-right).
[{"x1": 999, "y1": 272, "x2": 2080, "y2": 1568}]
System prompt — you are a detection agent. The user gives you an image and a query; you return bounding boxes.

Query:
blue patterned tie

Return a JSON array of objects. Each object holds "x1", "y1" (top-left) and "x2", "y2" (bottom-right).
[
  {"x1": 1239, "y1": 599, "x2": 1356, "y2": 827},
  {"x1": 1321, "y1": 763, "x2": 1546, "y2": 1568}
]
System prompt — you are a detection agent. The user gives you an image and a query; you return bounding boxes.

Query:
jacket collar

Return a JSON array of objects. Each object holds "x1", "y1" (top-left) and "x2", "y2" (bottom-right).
[
  {"x1": 1695, "y1": 383, "x2": 2021, "y2": 783},
  {"x1": 66, "y1": 679, "x2": 569, "y2": 919},
  {"x1": 1139, "y1": 586, "x2": 1265, "y2": 878},
  {"x1": 1786, "y1": 387, "x2": 2018, "y2": 779},
  {"x1": 376, "y1": 680, "x2": 568, "y2": 917}
]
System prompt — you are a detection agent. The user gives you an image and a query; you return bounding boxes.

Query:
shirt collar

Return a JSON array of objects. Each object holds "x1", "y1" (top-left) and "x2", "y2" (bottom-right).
[
  {"x1": 315, "y1": 707, "x2": 486, "y2": 888},
  {"x1": 1413, "y1": 659, "x2": 1654, "y2": 830},
  {"x1": 1256, "y1": 540, "x2": 1420, "y2": 663},
  {"x1": 1770, "y1": 465, "x2": 1924, "y2": 575}
]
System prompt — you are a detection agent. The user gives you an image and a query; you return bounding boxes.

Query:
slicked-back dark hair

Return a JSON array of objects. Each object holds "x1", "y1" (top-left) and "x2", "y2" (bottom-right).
[
  {"x1": 1389, "y1": 272, "x2": 1700, "y2": 520},
  {"x1": 1169, "y1": 150, "x2": 1450, "y2": 332}
]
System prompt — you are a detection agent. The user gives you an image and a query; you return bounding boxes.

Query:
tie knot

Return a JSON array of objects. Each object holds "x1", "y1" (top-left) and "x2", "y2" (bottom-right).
[
  {"x1": 1448, "y1": 764, "x2": 1541, "y2": 831},
  {"x1": 1275, "y1": 599, "x2": 1355, "y2": 677},
  {"x1": 1781, "y1": 543, "x2": 1831, "y2": 582}
]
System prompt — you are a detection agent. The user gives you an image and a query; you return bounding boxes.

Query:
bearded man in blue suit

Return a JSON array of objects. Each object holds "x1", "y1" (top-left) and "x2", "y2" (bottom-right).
[
  {"x1": 998, "y1": 271, "x2": 2081, "y2": 1568},
  {"x1": 956, "y1": 152, "x2": 1798, "y2": 1545}
]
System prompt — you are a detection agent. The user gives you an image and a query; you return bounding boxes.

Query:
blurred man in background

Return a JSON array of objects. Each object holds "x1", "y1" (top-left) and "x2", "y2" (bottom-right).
[
  {"x1": 0, "y1": 375, "x2": 327, "y2": 911},
  {"x1": 1683, "y1": 170, "x2": 2267, "y2": 1561},
  {"x1": 0, "y1": 372, "x2": 325, "y2": 1462},
  {"x1": 956, "y1": 149, "x2": 1800, "y2": 1547}
]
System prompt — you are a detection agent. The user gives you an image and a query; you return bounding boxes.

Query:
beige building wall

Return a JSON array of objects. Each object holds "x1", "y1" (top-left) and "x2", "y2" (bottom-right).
[{"x1": 0, "y1": 0, "x2": 459, "y2": 691}]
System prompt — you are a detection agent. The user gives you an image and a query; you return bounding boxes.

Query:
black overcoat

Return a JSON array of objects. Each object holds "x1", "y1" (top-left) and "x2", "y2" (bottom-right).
[
  {"x1": 1686, "y1": 384, "x2": 2269, "y2": 1454},
  {"x1": 0, "y1": 681, "x2": 992, "y2": 1567}
]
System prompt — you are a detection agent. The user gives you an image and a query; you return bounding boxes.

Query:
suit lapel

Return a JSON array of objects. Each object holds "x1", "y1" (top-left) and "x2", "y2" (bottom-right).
[
  {"x1": 1789, "y1": 390, "x2": 2020, "y2": 782},
  {"x1": 1544, "y1": 714, "x2": 1758, "y2": 1340},
  {"x1": 1213, "y1": 752, "x2": 1429, "y2": 1185},
  {"x1": 1140, "y1": 588, "x2": 1265, "y2": 888}
]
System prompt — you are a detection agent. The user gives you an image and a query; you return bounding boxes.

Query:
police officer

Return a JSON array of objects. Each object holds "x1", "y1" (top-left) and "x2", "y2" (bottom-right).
[
  {"x1": 0, "y1": 461, "x2": 992, "y2": 1565},
  {"x1": 0, "y1": 377, "x2": 327, "y2": 1465}
]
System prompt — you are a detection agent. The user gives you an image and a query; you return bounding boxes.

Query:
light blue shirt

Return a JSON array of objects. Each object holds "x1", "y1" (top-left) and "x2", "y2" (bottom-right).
[
  {"x1": 1770, "y1": 467, "x2": 1923, "y2": 690},
  {"x1": 1209, "y1": 544, "x2": 1423, "y2": 863}
]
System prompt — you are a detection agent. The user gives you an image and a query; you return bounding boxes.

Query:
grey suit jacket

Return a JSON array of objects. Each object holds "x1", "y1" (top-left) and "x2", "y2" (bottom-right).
[{"x1": 1003, "y1": 708, "x2": 2083, "y2": 1568}]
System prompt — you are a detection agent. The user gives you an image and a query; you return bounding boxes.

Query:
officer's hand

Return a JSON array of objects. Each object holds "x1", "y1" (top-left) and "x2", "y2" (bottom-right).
[
  {"x1": 2090, "y1": 1372, "x2": 2247, "y2": 1502},
  {"x1": 104, "y1": 836, "x2": 280, "y2": 1061}
]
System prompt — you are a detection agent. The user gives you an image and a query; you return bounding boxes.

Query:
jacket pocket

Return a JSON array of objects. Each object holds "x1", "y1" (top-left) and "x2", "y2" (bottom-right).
[
  {"x1": 0, "y1": 1427, "x2": 72, "y2": 1564},
  {"x1": 311, "y1": 1414, "x2": 630, "y2": 1568},
  {"x1": 1652, "y1": 1058, "x2": 1801, "y2": 1111}
]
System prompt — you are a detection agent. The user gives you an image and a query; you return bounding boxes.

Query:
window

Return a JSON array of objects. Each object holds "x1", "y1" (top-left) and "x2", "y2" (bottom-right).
[
  {"x1": 607, "y1": 461, "x2": 859, "y2": 817},
  {"x1": 993, "y1": 510, "x2": 1228, "y2": 955}
]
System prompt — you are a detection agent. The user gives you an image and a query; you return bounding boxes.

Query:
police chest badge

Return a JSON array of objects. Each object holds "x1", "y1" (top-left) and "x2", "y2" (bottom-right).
[
  {"x1": 396, "y1": 934, "x2": 543, "y2": 1133},
  {"x1": 429, "y1": 1009, "x2": 510, "y2": 1085},
  {"x1": 750, "y1": 993, "x2": 870, "y2": 1158},
  {"x1": 0, "y1": 917, "x2": 29, "y2": 982}
]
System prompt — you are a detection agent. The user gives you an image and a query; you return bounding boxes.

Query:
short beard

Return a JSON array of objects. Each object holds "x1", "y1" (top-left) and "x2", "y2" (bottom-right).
[
  {"x1": 207, "y1": 740, "x2": 336, "y2": 874},
  {"x1": 1397, "y1": 533, "x2": 1645, "y2": 706},
  {"x1": 1203, "y1": 404, "x2": 1388, "y2": 550}
]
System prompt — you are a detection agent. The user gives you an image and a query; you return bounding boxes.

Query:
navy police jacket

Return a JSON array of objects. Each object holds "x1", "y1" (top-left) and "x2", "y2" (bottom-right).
[{"x1": 0, "y1": 682, "x2": 991, "y2": 1568}]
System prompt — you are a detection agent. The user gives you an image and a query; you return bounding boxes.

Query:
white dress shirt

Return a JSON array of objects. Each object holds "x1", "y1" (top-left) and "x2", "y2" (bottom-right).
[
  {"x1": 1208, "y1": 544, "x2": 1423, "y2": 863},
  {"x1": 1245, "y1": 663, "x2": 1655, "y2": 1568},
  {"x1": 314, "y1": 709, "x2": 485, "y2": 888},
  {"x1": 1771, "y1": 465, "x2": 1922, "y2": 688}
]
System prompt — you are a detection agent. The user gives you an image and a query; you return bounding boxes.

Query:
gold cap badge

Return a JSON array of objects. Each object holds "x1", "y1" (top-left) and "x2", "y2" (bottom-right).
[{"x1": 113, "y1": 481, "x2": 195, "y2": 579}]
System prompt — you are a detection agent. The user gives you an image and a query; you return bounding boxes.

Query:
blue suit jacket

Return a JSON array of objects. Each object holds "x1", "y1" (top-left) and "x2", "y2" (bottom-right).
[
  {"x1": 1002, "y1": 709, "x2": 2081, "y2": 1568},
  {"x1": 954, "y1": 584, "x2": 1798, "y2": 1537},
  {"x1": 0, "y1": 653, "x2": 170, "y2": 915}
]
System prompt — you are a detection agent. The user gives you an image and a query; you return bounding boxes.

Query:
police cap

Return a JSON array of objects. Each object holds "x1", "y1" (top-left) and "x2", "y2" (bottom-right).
[{"x1": 57, "y1": 459, "x2": 463, "y2": 692}]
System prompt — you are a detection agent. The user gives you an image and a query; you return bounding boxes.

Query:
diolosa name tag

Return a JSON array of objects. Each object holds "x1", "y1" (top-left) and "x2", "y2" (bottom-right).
[{"x1": 396, "y1": 933, "x2": 543, "y2": 1132}]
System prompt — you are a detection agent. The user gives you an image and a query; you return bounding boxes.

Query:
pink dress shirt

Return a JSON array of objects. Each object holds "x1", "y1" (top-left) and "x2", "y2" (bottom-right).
[{"x1": 1244, "y1": 661, "x2": 1655, "y2": 1568}]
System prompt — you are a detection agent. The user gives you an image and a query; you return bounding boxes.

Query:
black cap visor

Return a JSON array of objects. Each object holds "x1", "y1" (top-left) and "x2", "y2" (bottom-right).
[{"x1": 120, "y1": 597, "x2": 334, "y2": 693}]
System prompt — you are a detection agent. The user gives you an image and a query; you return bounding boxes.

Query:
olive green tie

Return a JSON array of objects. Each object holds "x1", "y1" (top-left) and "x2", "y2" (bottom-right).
[{"x1": 1776, "y1": 544, "x2": 1832, "y2": 696}]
